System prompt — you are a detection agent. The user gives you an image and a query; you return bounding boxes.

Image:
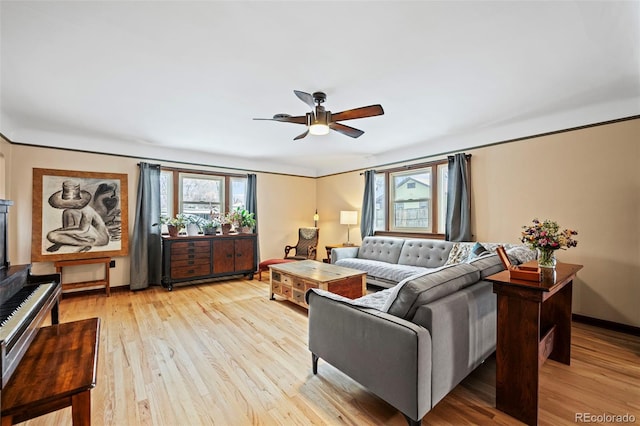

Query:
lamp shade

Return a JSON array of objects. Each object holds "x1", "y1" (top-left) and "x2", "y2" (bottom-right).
[{"x1": 340, "y1": 210, "x2": 358, "y2": 225}]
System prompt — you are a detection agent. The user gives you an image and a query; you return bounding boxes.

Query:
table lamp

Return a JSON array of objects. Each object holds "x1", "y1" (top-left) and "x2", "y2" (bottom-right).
[{"x1": 340, "y1": 210, "x2": 358, "y2": 246}]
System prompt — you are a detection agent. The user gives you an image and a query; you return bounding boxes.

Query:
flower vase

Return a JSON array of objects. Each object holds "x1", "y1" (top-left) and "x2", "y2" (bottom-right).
[
  {"x1": 221, "y1": 223, "x2": 232, "y2": 234},
  {"x1": 538, "y1": 249, "x2": 556, "y2": 268}
]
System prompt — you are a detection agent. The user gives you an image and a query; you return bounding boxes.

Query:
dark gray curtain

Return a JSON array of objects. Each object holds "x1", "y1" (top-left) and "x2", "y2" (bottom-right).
[
  {"x1": 246, "y1": 173, "x2": 259, "y2": 263},
  {"x1": 445, "y1": 153, "x2": 471, "y2": 242},
  {"x1": 360, "y1": 170, "x2": 375, "y2": 238},
  {"x1": 129, "y1": 163, "x2": 162, "y2": 290}
]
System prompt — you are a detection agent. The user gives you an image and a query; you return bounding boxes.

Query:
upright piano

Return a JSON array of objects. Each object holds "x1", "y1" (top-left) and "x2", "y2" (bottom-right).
[
  {"x1": 0, "y1": 265, "x2": 61, "y2": 389},
  {"x1": 0, "y1": 199, "x2": 61, "y2": 394}
]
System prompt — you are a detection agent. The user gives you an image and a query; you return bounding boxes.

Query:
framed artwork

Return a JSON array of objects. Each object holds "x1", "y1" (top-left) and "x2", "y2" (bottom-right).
[{"x1": 31, "y1": 168, "x2": 129, "y2": 262}]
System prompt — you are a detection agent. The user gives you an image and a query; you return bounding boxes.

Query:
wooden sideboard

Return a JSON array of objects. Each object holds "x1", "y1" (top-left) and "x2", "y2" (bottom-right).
[{"x1": 161, "y1": 234, "x2": 257, "y2": 291}]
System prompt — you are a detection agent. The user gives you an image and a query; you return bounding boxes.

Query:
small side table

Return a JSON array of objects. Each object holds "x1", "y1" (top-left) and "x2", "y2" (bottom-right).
[
  {"x1": 1, "y1": 318, "x2": 100, "y2": 426},
  {"x1": 54, "y1": 257, "x2": 111, "y2": 296},
  {"x1": 487, "y1": 262, "x2": 583, "y2": 426},
  {"x1": 324, "y1": 244, "x2": 358, "y2": 263}
]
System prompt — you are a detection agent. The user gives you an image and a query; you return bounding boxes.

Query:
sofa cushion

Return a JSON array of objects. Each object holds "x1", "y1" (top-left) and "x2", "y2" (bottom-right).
[
  {"x1": 397, "y1": 239, "x2": 454, "y2": 268},
  {"x1": 334, "y1": 258, "x2": 428, "y2": 283},
  {"x1": 467, "y1": 253, "x2": 505, "y2": 279},
  {"x1": 385, "y1": 263, "x2": 481, "y2": 320},
  {"x1": 357, "y1": 237, "x2": 405, "y2": 264}
]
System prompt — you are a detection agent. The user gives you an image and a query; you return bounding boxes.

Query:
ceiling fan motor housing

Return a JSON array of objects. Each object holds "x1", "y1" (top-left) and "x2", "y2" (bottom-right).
[{"x1": 312, "y1": 92, "x2": 326, "y2": 104}]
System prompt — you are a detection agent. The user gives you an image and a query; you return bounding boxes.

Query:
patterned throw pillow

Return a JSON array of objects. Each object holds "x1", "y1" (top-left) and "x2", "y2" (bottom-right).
[
  {"x1": 467, "y1": 242, "x2": 491, "y2": 261},
  {"x1": 445, "y1": 242, "x2": 474, "y2": 265}
]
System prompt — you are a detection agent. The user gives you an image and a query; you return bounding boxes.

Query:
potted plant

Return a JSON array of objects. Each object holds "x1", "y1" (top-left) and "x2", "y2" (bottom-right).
[
  {"x1": 161, "y1": 214, "x2": 187, "y2": 237},
  {"x1": 184, "y1": 214, "x2": 203, "y2": 236},
  {"x1": 235, "y1": 208, "x2": 256, "y2": 233},
  {"x1": 202, "y1": 217, "x2": 221, "y2": 235},
  {"x1": 219, "y1": 213, "x2": 233, "y2": 234}
]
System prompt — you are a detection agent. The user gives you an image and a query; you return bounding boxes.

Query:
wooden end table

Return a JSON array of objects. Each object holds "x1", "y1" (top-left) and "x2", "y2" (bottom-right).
[
  {"x1": 269, "y1": 260, "x2": 366, "y2": 308},
  {"x1": 1, "y1": 318, "x2": 101, "y2": 426},
  {"x1": 487, "y1": 262, "x2": 583, "y2": 426},
  {"x1": 323, "y1": 244, "x2": 358, "y2": 263}
]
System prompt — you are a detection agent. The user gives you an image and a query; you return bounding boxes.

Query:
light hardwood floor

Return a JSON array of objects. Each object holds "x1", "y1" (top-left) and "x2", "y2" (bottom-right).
[{"x1": 19, "y1": 278, "x2": 640, "y2": 425}]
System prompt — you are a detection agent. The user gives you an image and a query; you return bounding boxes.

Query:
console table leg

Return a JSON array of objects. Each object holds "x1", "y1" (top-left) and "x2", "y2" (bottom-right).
[
  {"x1": 544, "y1": 281, "x2": 573, "y2": 365},
  {"x1": 496, "y1": 294, "x2": 540, "y2": 426},
  {"x1": 71, "y1": 389, "x2": 91, "y2": 426}
]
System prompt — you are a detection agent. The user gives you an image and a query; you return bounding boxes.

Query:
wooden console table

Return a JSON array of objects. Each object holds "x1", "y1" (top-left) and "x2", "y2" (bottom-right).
[
  {"x1": 1, "y1": 318, "x2": 100, "y2": 426},
  {"x1": 487, "y1": 262, "x2": 583, "y2": 425},
  {"x1": 54, "y1": 258, "x2": 111, "y2": 296}
]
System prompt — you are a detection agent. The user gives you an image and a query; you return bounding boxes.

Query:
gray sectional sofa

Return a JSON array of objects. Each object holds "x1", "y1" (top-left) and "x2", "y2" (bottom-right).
[
  {"x1": 308, "y1": 236, "x2": 536, "y2": 425},
  {"x1": 332, "y1": 236, "x2": 534, "y2": 288}
]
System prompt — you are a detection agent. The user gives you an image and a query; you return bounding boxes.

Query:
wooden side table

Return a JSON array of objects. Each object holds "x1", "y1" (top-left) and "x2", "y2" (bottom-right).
[
  {"x1": 324, "y1": 244, "x2": 358, "y2": 263},
  {"x1": 1, "y1": 318, "x2": 100, "y2": 426},
  {"x1": 54, "y1": 257, "x2": 111, "y2": 296},
  {"x1": 487, "y1": 262, "x2": 583, "y2": 426}
]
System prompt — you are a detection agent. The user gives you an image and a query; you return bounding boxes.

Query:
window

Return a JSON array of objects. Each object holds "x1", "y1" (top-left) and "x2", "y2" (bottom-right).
[
  {"x1": 160, "y1": 168, "x2": 247, "y2": 221},
  {"x1": 160, "y1": 170, "x2": 173, "y2": 218},
  {"x1": 374, "y1": 160, "x2": 448, "y2": 235},
  {"x1": 179, "y1": 173, "x2": 223, "y2": 219}
]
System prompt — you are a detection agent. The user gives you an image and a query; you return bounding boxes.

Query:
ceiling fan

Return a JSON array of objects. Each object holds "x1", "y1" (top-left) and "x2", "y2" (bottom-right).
[{"x1": 253, "y1": 90, "x2": 384, "y2": 140}]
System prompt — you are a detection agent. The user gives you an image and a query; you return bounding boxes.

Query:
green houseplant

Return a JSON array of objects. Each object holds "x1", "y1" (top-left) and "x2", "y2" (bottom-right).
[
  {"x1": 160, "y1": 214, "x2": 188, "y2": 237},
  {"x1": 232, "y1": 208, "x2": 256, "y2": 233},
  {"x1": 202, "y1": 217, "x2": 221, "y2": 235}
]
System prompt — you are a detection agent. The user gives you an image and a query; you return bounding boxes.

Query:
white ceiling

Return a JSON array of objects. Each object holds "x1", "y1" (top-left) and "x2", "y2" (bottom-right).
[{"x1": 1, "y1": 1, "x2": 639, "y2": 177}]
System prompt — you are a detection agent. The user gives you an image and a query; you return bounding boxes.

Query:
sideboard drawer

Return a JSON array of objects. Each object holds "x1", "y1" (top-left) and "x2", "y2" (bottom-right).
[
  {"x1": 171, "y1": 264, "x2": 211, "y2": 279},
  {"x1": 171, "y1": 240, "x2": 210, "y2": 254}
]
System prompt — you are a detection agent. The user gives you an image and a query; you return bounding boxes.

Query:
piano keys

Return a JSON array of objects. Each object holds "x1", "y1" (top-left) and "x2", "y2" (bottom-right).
[{"x1": 0, "y1": 265, "x2": 61, "y2": 389}]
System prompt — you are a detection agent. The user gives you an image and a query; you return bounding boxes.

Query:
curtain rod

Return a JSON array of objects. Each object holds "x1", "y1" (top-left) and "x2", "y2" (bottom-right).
[{"x1": 360, "y1": 153, "x2": 471, "y2": 175}]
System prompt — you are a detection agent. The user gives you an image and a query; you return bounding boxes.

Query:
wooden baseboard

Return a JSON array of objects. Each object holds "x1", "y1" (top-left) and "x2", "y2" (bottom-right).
[{"x1": 572, "y1": 313, "x2": 640, "y2": 337}]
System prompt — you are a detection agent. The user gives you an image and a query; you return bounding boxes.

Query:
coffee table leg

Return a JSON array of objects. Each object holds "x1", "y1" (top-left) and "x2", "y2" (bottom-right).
[{"x1": 71, "y1": 389, "x2": 91, "y2": 426}]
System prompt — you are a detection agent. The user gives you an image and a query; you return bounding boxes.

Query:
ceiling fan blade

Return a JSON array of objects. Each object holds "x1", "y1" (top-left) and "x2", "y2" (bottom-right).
[
  {"x1": 253, "y1": 115, "x2": 307, "y2": 124},
  {"x1": 294, "y1": 90, "x2": 315, "y2": 109},
  {"x1": 329, "y1": 122, "x2": 365, "y2": 138},
  {"x1": 293, "y1": 129, "x2": 309, "y2": 140},
  {"x1": 331, "y1": 104, "x2": 384, "y2": 121}
]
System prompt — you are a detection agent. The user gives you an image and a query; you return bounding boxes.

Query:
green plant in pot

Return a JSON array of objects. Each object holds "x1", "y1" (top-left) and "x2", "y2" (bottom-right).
[
  {"x1": 184, "y1": 214, "x2": 202, "y2": 236},
  {"x1": 234, "y1": 208, "x2": 256, "y2": 233},
  {"x1": 219, "y1": 212, "x2": 233, "y2": 234},
  {"x1": 202, "y1": 217, "x2": 221, "y2": 235},
  {"x1": 161, "y1": 214, "x2": 187, "y2": 237}
]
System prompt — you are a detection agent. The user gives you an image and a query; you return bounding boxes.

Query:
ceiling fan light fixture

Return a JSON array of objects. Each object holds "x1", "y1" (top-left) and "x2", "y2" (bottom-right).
[{"x1": 309, "y1": 123, "x2": 330, "y2": 135}]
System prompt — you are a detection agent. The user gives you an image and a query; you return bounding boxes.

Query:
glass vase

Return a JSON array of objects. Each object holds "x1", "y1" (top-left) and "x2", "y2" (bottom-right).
[{"x1": 537, "y1": 248, "x2": 556, "y2": 268}]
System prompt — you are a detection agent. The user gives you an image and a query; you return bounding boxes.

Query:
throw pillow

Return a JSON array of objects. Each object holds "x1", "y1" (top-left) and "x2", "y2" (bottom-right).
[
  {"x1": 445, "y1": 242, "x2": 474, "y2": 265},
  {"x1": 467, "y1": 242, "x2": 491, "y2": 261}
]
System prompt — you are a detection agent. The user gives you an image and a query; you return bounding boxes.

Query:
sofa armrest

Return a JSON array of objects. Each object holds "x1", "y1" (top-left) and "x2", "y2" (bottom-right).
[
  {"x1": 307, "y1": 290, "x2": 432, "y2": 422},
  {"x1": 411, "y1": 281, "x2": 496, "y2": 405},
  {"x1": 331, "y1": 246, "x2": 359, "y2": 263}
]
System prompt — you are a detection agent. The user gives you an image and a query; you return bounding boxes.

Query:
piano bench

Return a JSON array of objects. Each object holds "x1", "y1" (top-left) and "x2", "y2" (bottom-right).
[{"x1": 1, "y1": 318, "x2": 100, "y2": 426}]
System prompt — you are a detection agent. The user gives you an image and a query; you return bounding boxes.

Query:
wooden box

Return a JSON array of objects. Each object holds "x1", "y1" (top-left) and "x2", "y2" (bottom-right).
[{"x1": 496, "y1": 246, "x2": 542, "y2": 282}]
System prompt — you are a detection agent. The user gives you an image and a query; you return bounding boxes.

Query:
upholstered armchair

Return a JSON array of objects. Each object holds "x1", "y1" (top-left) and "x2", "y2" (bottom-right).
[{"x1": 284, "y1": 227, "x2": 319, "y2": 260}]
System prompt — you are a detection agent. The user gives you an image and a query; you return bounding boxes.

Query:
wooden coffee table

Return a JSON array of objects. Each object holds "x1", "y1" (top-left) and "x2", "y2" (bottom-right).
[{"x1": 269, "y1": 260, "x2": 366, "y2": 308}]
